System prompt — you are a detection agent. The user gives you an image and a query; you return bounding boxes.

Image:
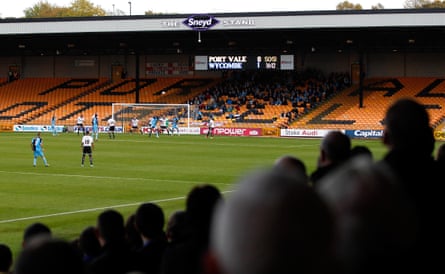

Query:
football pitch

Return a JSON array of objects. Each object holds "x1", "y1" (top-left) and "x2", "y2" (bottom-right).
[{"x1": 0, "y1": 131, "x2": 389, "y2": 257}]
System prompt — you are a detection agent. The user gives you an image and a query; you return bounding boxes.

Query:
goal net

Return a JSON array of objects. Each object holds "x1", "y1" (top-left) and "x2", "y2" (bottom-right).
[{"x1": 111, "y1": 103, "x2": 190, "y2": 133}]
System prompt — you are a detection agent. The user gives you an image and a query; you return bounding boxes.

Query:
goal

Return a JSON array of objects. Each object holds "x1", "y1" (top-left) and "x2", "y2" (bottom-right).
[{"x1": 111, "y1": 103, "x2": 190, "y2": 133}]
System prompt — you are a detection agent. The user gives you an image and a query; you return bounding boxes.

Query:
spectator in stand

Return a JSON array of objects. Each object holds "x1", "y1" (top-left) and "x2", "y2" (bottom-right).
[
  {"x1": 161, "y1": 210, "x2": 192, "y2": 274},
  {"x1": 161, "y1": 184, "x2": 222, "y2": 274},
  {"x1": 165, "y1": 210, "x2": 190, "y2": 245},
  {"x1": 88, "y1": 209, "x2": 134, "y2": 274},
  {"x1": 350, "y1": 145, "x2": 373, "y2": 161},
  {"x1": 316, "y1": 156, "x2": 417, "y2": 274},
  {"x1": 378, "y1": 98, "x2": 442, "y2": 273},
  {"x1": 124, "y1": 213, "x2": 143, "y2": 252},
  {"x1": 273, "y1": 155, "x2": 308, "y2": 184},
  {"x1": 309, "y1": 131, "x2": 351, "y2": 187},
  {"x1": 22, "y1": 222, "x2": 52, "y2": 248},
  {"x1": 0, "y1": 243, "x2": 13, "y2": 274},
  {"x1": 78, "y1": 226, "x2": 102, "y2": 265},
  {"x1": 196, "y1": 110, "x2": 203, "y2": 120},
  {"x1": 15, "y1": 238, "x2": 85, "y2": 274},
  {"x1": 133, "y1": 203, "x2": 168, "y2": 274},
  {"x1": 206, "y1": 169, "x2": 336, "y2": 274}
]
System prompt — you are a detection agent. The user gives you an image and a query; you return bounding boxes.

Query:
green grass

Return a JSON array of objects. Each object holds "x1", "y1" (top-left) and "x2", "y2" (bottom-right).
[{"x1": 0, "y1": 131, "x2": 392, "y2": 259}]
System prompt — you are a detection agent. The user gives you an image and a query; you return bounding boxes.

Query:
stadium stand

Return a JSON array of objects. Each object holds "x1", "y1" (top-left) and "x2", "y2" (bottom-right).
[
  {"x1": 0, "y1": 77, "x2": 221, "y2": 128},
  {"x1": 291, "y1": 77, "x2": 445, "y2": 130},
  {"x1": 1, "y1": 76, "x2": 444, "y2": 131}
]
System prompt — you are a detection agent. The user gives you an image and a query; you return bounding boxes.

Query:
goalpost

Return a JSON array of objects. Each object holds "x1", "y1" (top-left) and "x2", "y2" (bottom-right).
[{"x1": 111, "y1": 103, "x2": 190, "y2": 133}]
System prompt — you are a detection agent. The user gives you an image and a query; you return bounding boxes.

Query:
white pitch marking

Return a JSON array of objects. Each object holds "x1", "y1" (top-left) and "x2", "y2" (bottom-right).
[
  {"x1": 0, "y1": 170, "x2": 232, "y2": 186},
  {"x1": 0, "y1": 191, "x2": 233, "y2": 224}
]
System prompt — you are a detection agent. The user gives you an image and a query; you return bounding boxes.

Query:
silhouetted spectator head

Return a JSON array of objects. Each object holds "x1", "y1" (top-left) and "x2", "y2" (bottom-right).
[
  {"x1": 319, "y1": 130, "x2": 351, "y2": 167},
  {"x1": 166, "y1": 210, "x2": 190, "y2": 243},
  {"x1": 310, "y1": 131, "x2": 352, "y2": 186},
  {"x1": 15, "y1": 238, "x2": 85, "y2": 274},
  {"x1": 135, "y1": 202, "x2": 165, "y2": 240},
  {"x1": 78, "y1": 226, "x2": 102, "y2": 263},
  {"x1": 23, "y1": 222, "x2": 52, "y2": 248},
  {"x1": 161, "y1": 189, "x2": 221, "y2": 274},
  {"x1": 125, "y1": 213, "x2": 143, "y2": 251},
  {"x1": 383, "y1": 98, "x2": 434, "y2": 155},
  {"x1": 96, "y1": 209, "x2": 125, "y2": 246},
  {"x1": 350, "y1": 145, "x2": 373, "y2": 160},
  {"x1": 379, "y1": 98, "x2": 441, "y2": 273},
  {"x1": 186, "y1": 184, "x2": 222, "y2": 230},
  {"x1": 0, "y1": 243, "x2": 13, "y2": 273},
  {"x1": 209, "y1": 169, "x2": 335, "y2": 274},
  {"x1": 316, "y1": 156, "x2": 417, "y2": 274},
  {"x1": 273, "y1": 155, "x2": 308, "y2": 182}
]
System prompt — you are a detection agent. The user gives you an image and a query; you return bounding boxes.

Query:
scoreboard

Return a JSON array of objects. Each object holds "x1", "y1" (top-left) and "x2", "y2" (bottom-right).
[
  {"x1": 255, "y1": 55, "x2": 279, "y2": 69},
  {"x1": 195, "y1": 55, "x2": 294, "y2": 70}
]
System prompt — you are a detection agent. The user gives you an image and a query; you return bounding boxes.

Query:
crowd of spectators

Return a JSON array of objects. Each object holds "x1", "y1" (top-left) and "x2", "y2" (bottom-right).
[
  {"x1": 3, "y1": 184, "x2": 222, "y2": 274},
  {"x1": 189, "y1": 70, "x2": 351, "y2": 126},
  {"x1": 1, "y1": 97, "x2": 441, "y2": 274}
]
